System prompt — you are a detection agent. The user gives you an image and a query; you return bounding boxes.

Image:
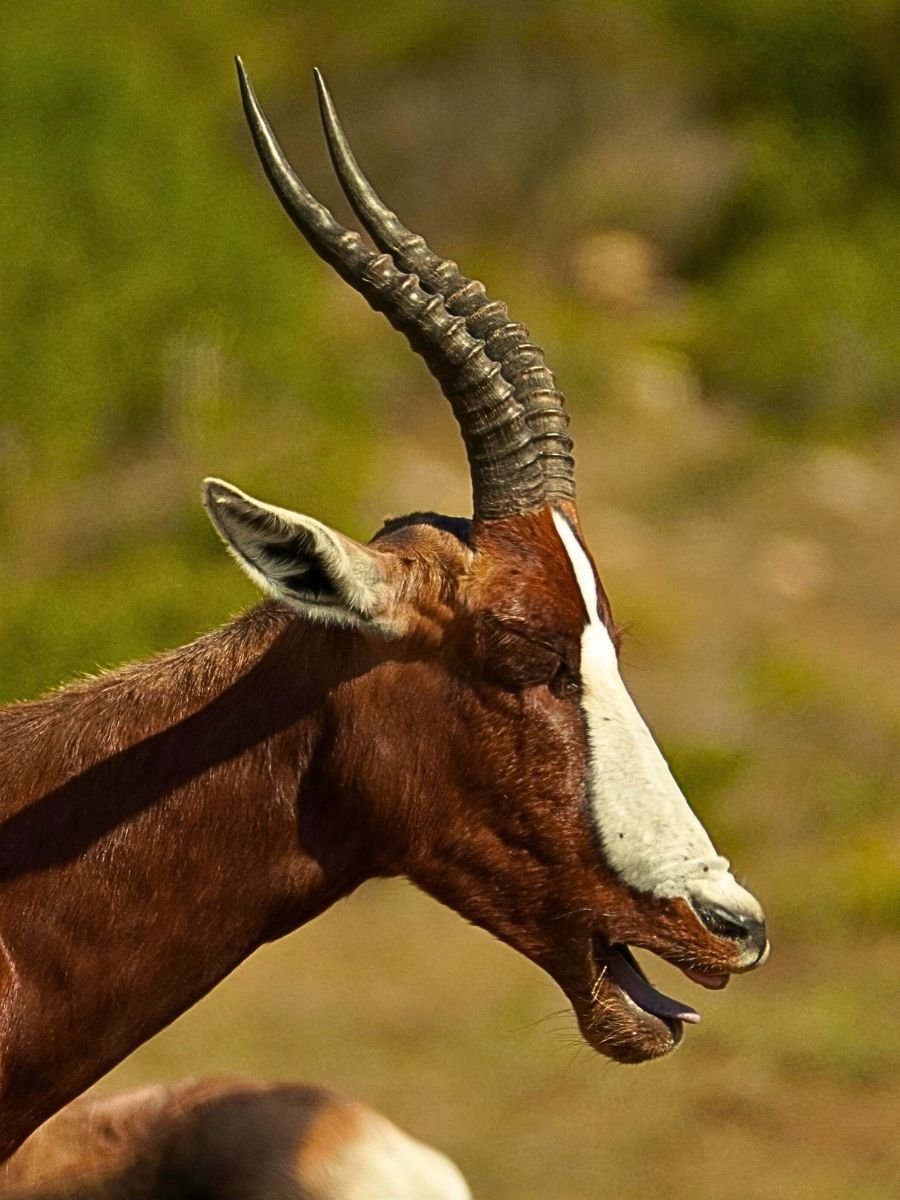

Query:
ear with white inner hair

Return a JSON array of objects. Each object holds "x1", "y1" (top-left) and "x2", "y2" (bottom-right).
[{"x1": 202, "y1": 478, "x2": 396, "y2": 632}]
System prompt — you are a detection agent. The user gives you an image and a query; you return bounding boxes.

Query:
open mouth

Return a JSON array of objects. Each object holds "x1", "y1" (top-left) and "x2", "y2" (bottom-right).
[{"x1": 591, "y1": 937, "x2": 730, "y2": 1044}]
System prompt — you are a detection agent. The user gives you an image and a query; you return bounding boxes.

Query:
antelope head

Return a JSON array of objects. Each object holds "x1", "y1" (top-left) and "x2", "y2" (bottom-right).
[{"x1": 204, "y1": 62, "x2": 768, "y2": 1065}]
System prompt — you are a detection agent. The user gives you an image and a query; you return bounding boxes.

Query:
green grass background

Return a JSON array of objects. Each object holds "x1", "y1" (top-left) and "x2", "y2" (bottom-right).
[{"x1": 1, "y1": 3, "x2": 898, "y2": 1196}]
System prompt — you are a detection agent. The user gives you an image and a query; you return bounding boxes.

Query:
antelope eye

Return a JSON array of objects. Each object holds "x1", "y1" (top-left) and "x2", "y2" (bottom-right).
[
  {"x1": 473, "y1": 617, "x2": 556, "y2": 688},
  {"x1": 503, "y1": 642, "x2": 563, "y2": 689},
  {"x1": 548, "y1": 657, "x2": 580, "y2": 699}
]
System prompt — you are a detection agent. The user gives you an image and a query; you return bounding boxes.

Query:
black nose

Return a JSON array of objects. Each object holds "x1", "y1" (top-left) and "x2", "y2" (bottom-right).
[{"x1": 695, "y1": 903, "x2": 768, "y2": 958}]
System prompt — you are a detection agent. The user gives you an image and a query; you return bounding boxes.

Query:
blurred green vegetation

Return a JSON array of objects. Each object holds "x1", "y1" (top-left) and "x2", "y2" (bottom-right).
[{"x1": 1, "y1": 3, "x2": 898, "y2": 1198}]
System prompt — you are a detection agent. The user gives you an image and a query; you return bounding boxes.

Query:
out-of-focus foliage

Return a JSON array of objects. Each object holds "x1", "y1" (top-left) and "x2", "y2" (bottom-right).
[
  {"x1": 653, "y1": 0, "x2": 900, "y2": 432},
  {"x1": 1, "y1": 4, "x2": 898, "y2": 1199}
]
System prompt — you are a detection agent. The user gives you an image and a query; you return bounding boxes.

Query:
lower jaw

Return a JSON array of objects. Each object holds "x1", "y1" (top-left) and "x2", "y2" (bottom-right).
[
  {"x1": 577, "y1": 1008, "x2": 681, "y2": 1064},
  {"x1": 620, "y1": 996, "x2": 684, "y2": 1052},
  {"x1": 577, "y1": 940, "x2": 689, "y2": 1063}
]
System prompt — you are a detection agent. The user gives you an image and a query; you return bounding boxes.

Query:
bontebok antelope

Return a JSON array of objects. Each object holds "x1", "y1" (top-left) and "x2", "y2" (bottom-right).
[
  {"x1": 0, "y1": 62, "x2": 768, "y2": 1159},
  {"x1": 0, "y1": 1077, "x2": 471, "y2": 1200}
]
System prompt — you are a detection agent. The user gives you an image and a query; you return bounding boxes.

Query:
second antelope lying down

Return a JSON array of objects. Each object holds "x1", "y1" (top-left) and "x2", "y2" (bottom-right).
[
  {"x1": 0, "y1": 60, "x2": 768, "y2": 1156},
  {"x1": 0, "y1": 1077, "x2": 470, "y2": 1199}
]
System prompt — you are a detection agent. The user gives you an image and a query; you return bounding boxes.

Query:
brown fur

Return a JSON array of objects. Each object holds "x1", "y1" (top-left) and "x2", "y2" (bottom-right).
[{"x1": 0, "y1": 503, "x2": 758, "y2": 1156}]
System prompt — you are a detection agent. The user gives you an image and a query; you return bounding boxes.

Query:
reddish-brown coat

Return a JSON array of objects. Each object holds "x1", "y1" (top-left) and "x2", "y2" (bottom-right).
[{"x1": 0, "y1": 507, "x2": 757, "y2": 1158}]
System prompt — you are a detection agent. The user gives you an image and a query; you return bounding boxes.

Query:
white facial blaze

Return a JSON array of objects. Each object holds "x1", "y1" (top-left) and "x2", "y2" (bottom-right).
[{"x1": 552, "y1": 511, "x2": 762, "y2": 918}]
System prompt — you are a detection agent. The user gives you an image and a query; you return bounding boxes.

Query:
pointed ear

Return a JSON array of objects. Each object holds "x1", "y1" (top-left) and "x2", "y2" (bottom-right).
[{"x1": 202, "y1": 478, "x2": 396, "y2": 631}]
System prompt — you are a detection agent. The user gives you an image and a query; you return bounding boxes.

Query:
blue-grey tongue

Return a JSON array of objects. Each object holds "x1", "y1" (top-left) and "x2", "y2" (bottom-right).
[{"x1": 608, "y1": 949, "x2": 700, "y2": 1024}]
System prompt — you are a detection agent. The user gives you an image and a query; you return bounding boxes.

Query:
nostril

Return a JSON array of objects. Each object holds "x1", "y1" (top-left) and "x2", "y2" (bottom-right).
[{"x1": 695, "y1": 903, "x2": 767, "y2": 950}]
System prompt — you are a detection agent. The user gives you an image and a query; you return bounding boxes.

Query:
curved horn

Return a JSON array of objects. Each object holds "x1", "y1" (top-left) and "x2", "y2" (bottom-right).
[
  {"x1": 313, "y1": 69, "x2": 575, "y2": 504},
  {"x1": 235, "y1": 59, "x2": 544, "y2": 520}
]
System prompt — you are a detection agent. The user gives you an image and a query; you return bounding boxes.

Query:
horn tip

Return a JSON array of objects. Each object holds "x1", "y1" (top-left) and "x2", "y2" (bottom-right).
[
  {"x1": 234, "y1": 56, "x2": 254, "y2": 105},
  {"x1": 313, "y1": 67, "x2": 334, "y2": 114}
]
